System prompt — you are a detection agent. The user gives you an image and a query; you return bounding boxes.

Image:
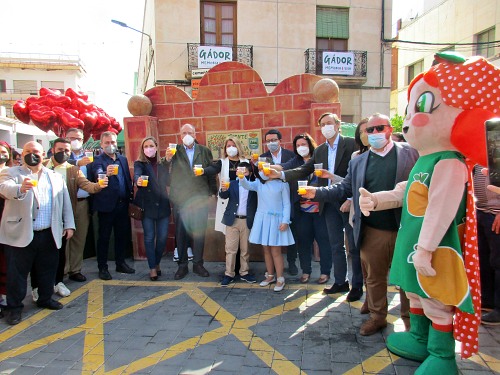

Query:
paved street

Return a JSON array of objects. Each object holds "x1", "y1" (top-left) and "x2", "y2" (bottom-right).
[{"x1": 0, "y1": 256, "x2": 499, "y2": 375}]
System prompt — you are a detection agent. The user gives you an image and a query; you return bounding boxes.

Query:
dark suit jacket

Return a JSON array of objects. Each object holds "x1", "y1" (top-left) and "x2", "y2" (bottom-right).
[
  {"x1": 168, "y1": 143, "x2": 217, "y2": 207},
  {"x1": 314, "y1": 142, "x2": 419, "y2": 247},
  {"x1": 133, "y1": 159, "x2": 171, "y2": 219},
  {"x1": 219, "y1": 179, "x2": 257, "y2": 229},
  {"x1": 282, "y1": 135, "x2": 357, "y2": 213},
  {"x1": 89, "y1": 153, "x2": 133, "y2": 213},
  {"x1": 260, "y1": 147, "x2": 295, "y2": 165}
]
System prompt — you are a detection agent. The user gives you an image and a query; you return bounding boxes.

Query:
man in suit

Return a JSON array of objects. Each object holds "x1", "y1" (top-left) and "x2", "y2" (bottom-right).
[
  {"x1": 301, "y1": 113, "x2": 418, "y2": 335},
  {"x1": 0, "y1": 141, "x2": 75, "y2": 325},
  {"x1": 260, "y1": 129, "x2": 298, "y2": 275},
  {"x1": 89, "y1": 131, "x2": 135, "y2": 280},
  {"x1": 166, "y1": 124, "x2": 217, "y2": 280},
  {"x1": 219, "y1": 162, "x2": 258, "y2": 286},
  {"x1": 274, "y1": 113, "x2": 360, "y2": 296}
]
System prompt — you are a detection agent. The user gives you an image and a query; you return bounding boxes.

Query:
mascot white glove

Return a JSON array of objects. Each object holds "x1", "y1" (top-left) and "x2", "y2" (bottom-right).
[
  {"x1": 413, "y1": 246, "x2": 436, "y2": 277},
  {"x1": 359, "y1": 187, "x2": 378, "y2": 216}
]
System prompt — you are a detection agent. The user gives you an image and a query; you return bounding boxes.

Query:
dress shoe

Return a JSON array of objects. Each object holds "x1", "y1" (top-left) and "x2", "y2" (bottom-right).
[
  {"x1": 299, "y1": 274, "x2": 310, "y2": 284},
  {"x1": 6, "y1": 310, "x2": 22, "y2": 325},
  {"x1": 193, "y1": 264, "x2": 210, "y2": 277},
  {"x1": 274, "y1": 277, "x2": 286, "y2": 292},
  {"x1": 37, "y1": 299, "x2": 63, "y2": 310},
  {"x1": 288, "y1": 263, "x2": 298, "y2": 276},
  {"x1": 69, "y1": 273, "x2": 87, "y2": 282},
  {"x1": 323, "y1": 281, "x2": 350, "y2": 295},
  {"x1": 317, "y1": 274, "x2": 330, "y2": 284},
  {"x1": 360, "y1": 300, "x2": 369, "y2": 314},
  {"x1": 346, "y1": 287, "x2": 364, "y2": 302},
  {"x1": 116, "y1": 262, "x2": 135, "y2": 274},
  {"x1": 174, "y1": 266, "x2": 189, "y2": 280},
  {"x1": 99, "y1": 269, "x2": 112, "y2": 280},
  {"x1": 360, "y1": 317, "x2": 387, "y2": 336}
]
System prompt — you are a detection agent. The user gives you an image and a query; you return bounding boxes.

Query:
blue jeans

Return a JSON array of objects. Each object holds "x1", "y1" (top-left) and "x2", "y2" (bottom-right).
[
  {"x1": 142, "y1": 216, "x2": 170, "y2": 270},
  {"x1": 324, "y1": 202, "x2": 348, "y2": 284},
  {"x1": 477, "y1": 210, "x2": 500, "y2": 309},
  {"x1": 295, "y1": 210, "x2": 331, "y2": 275}
]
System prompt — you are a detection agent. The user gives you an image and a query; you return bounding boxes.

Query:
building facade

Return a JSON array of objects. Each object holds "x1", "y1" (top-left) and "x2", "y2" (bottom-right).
[
  {"x1": 392, "y1": 0, "x2": 500, "y2": 117},
  {"x1": 136, "y1": 0, "x2": 394, "y2": 123}
]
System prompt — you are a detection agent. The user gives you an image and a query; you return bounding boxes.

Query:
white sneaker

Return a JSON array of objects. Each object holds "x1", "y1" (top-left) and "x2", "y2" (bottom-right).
[
  {"x1": 188, "y1": 247, "x2": 193, "y2": 261},
  {"x1": 32, "y1": 288, "x2": 39, "y2": 302},
  {"x1": 54, "y1": 282, "x2": 71, "y2": 297},
  {"x1": 173, "y1": 248, "x2": 179, "y2": 262},
  {"x1": 274, "y1": 277, "x2": 286, "y2": 292},
  {"x1": 259, "y1": 273, "x2": 276, "y2": 287}
]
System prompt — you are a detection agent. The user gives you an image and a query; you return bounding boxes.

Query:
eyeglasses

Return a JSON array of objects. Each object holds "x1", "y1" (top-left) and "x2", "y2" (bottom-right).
[
  {"x1": 365, "y1": 125, "x2": 390, "y2": 134},
  {"x1": 266, "y1": 138, "x2": 279, "y2": 143}
]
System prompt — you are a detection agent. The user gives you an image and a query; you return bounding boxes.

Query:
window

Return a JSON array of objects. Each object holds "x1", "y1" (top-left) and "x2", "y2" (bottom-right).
[
  {"x1": 476, "y1": 28, "x2": 495, "y2": 58},
  {"x1": 201, "y1": 2, "x2": 236, "y2": 45},
  {"x1": 316, "y1": 7, "x2": 349, "y2": 51},
  {"x1": 407, "y1": 60, "x2": 423, "y2": 85},
  {"x1": 41, "y1": 81, "x2": 64, "y2": 93},
  {"x1": 0, "y1": 79, "x2": 6, "y2": 93},
  {"x1": 13, "y1": 80, "x2": 37, "y2": 94}
]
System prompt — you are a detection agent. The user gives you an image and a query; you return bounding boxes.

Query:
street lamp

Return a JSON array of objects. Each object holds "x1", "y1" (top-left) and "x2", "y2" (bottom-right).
[{"x1": 111, "y1": 19, "x2": 154, "y2": 93}]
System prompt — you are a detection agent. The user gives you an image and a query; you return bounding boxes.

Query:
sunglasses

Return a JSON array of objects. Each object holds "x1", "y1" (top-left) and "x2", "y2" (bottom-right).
[{"x1": 365, "y1": 125, "x2": 389, "y2": 134}]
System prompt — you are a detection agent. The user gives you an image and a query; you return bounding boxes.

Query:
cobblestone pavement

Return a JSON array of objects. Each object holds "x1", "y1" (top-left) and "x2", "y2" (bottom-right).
[{"x1": 0, "y1": 256, "x2": 499, "y2": 375}]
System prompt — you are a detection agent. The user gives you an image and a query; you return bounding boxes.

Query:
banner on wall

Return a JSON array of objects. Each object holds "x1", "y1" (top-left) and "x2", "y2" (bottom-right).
[
  {"x1": 322, "y1": 51, "x2": 355, "y2": 75},
  {"x1": 206, "y1": 130, "x2": 262, "y2": 160},
  {"x1": 198, "y1": 46, "x2": 233, "y2": 68}
]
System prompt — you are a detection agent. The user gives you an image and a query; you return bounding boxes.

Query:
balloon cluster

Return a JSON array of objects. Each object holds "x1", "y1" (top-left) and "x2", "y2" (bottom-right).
[{"x1": 13, "y1": 88, "x2": 122, "y2": 141}]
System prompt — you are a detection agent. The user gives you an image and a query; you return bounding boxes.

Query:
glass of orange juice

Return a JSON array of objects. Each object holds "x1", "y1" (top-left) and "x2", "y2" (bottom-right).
[
  {"x1": 237, "y1": 166, "x2": 246, "y2": 179},
  {"x1": 29, "y1": 173, "x2": 38, "y2": 187},
  {"x1": 297, "y1": 180, "x2": 308, "y2": 195},
  {"x1": 169, "y1": 143, "x2": 177, "y2": 155},
  {"x1": 111, "y1": 164, "x2": 119, "y2": 175},
  {"x1": 85, "y1": 151, "x2": 94, "y2": 162},
  {"x1": 314, "y1": 163, "x2": 323, "y2": 177},
  {"x1": 98, "y1": 173, "x2": 107, "y2": 187},
  {"x1": 221, "y1": 177, "x2": 230, "y2": 189},
  {"x1": 140, "y1": 175, "x2": 149, "y2": 187},
  {"x1": 258, "y1": 157, "x2": 266, "y2": 169},
  {"x1": 194, "y1": 164, "x2": 203, "y2": 176},
  {"x1": 262, "y1": 163, "x2": 271, "y2": 176},
  {"x1": 252, "y1": 152, "x2": 259, "y2": 161}
]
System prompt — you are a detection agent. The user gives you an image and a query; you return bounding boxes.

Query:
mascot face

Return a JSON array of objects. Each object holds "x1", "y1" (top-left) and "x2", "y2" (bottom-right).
[{"x1": 403, "y1": 78, "x2": 463, "y2": 156}]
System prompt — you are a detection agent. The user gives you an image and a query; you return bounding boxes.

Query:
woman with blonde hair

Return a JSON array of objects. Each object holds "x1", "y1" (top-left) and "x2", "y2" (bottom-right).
[{"x1": 133, "y1": 137, "x2": 171, "y2": 281}]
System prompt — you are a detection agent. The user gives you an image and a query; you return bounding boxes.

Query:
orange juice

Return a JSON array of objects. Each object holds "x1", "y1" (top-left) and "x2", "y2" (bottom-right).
[
  {"x1": 142, "y1": 180, "x2": 149, "y2": 187},
  {"x1": 31, "y1": 179, "x2": 38, "y2": 187},
  {"x1": 258, "y1": 161, "x2": 264, "y2": 169},
  {"x1": 170, "y1": 147, "x2": 177, "y2": 155},
  {"x1": 195, "y1": 167, "x2": 203, "y2": 176},
  {"x1": 223, "y1": 181, "x2": 230, "y2": 189},
  {"x1": 263, "y1": 167, "x2": 270, "y2": 175},
  {"x1": 314, "y1": 170, "x2": 322, "y2": 177},
  {"x1": 112, "y1": 165, "x2": 119, "y2": 175},
  {"x1": 252, "y1": 153, "x2": 259, "y2": 160},
  {"x1": 98, "y1": 178, "x2": 106, "y2": 187},
  {"x1": 298, "y1": 187, "x2": 306, "y2": 195},
  {"x1": 237, "y1": 173, "x2": 244, "y2": 178}
]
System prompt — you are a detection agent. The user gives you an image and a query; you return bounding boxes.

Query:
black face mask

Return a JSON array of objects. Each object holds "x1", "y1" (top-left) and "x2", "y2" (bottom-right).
[
  {"x1": 0, "y1": 156, "x2": 9, "y2": 164},
  {"x1": 24, "y1": 153, "x2": 41, "y2": 167},
  {"x1": 54, "y1": 151, "x2": 70, "y2": 164}
]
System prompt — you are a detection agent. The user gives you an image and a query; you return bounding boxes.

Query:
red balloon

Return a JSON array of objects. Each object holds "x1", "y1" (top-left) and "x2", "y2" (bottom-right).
[
  {"x1": 60, "y1": 112, "x2": 84, "y2": 130},
  {"x1": 66, "y1": 108, "x2": 80, "y2": 118},
  {"x1": 25, "y1": 96, "x2": 39, "y2": 108},
  {"x1": 30, "y1": 110, "x2": 57, "y2": 132},
  {"x1": 45, "y1": 94, "x2": 71, "y2": 108},
  {"x1": 13, "y1": 101, "x2": 30, "y2": 124},
  {"x1": 65, "y1": 88, "x2": 88, "y2": 101},
  {"x1": 79, "y1": 111, "x2": 98, "y2": 128},
  {"x1": 39, "y1": 87, "x2": 62, "y2": 96},
  {"x1": 72, "y1": 97, "x2": 94, "y2": 113}
]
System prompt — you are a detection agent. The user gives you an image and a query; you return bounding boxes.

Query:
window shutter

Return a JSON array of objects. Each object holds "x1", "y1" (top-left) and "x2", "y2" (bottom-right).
[
  {"x1": 13, "y1": 80, "x2": 37, "y2": 94},
  {"x1": 316, "y1": 7, "x2": 349, "y2": 39}
]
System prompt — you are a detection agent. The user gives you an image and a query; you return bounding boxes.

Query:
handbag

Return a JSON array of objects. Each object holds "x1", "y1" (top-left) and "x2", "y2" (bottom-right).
[{"x1": 128, "y1": 203, "x2": 144, "y2": 220}]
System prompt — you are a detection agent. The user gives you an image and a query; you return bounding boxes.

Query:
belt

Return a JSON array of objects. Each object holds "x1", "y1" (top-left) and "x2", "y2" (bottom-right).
[
  {"x1": 235, "y1": 215, "x2": 247, "y2": 219},
  {"x1": 34, "y1": 228, "x2": 51, "y2": 233},
  {"x1": 77, "y1": 197, "x2": 88, "y2": 201}
]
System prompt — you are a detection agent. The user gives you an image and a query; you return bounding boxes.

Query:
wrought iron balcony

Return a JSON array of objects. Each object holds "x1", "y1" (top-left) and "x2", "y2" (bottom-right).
[
  {"x1": 187, "y1": 43, "x2": 253, "y2": 71},
  {"x1": 304, "y1": 49, "x2": 367, "y2": 84}
]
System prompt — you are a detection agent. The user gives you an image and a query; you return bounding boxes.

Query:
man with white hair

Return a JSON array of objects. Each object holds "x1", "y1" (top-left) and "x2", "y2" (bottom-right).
[{"x1": 166, "y1": 124, "x2": 217, "y2": 280}]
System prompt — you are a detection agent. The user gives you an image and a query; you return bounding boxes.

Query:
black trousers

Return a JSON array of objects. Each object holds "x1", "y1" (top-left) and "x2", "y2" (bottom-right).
[
  {"x1": 5, "y1": 229, "x2": 59, "y2": 311},
  {"x1": 31, "y1": 237, "x2": 66, "y2": 289}
]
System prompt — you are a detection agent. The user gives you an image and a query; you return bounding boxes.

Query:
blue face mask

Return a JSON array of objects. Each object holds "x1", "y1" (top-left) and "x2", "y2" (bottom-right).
[{"x1": 367, "y1": 133, "x2": 388, "y2": 149}]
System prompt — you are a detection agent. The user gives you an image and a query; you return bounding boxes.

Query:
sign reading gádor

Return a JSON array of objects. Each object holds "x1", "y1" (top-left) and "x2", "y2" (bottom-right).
[
  {"x1": 198, "y1": 46, "x2": 233, "y2": 68},
  {"x1": 322, "y1": 51, "x2": 354, "y2": 75}
]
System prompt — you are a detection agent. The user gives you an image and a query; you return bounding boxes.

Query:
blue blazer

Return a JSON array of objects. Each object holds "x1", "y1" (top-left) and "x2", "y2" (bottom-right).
[
  {"x1": 89, "y1": 153, "x2": 133, "y2": 213},
  {"x1": 219, "y1": 179, "x2": 257, "y2": 229},
  {"x1": 133, "y1": 159, "x2": 171, "y2": 219}
]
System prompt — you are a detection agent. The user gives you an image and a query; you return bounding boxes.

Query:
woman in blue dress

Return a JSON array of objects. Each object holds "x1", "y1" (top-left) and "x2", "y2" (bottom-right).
[{"x1": 239, "y1": 173, "x2": 294, "y2": 291}]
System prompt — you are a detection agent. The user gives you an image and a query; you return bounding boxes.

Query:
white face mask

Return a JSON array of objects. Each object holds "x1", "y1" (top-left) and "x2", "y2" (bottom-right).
[
  {"x1": 297, "y1": 146, "x2": 310, "y2": 157},
  {"x1": 144, "y1": 147, "x2": 156, "y2": 158},
  {"x1": 321, "y1": 125, "x2": 337, "y2": 140},
  {"x1": 226, "y1": 146, "x2": 238, "y2": 157},
  {"x1": 182, "y1": 134, "x2": 195, "y2": 147},
  {"x1": 70, "y1": 140, "x2": 83, "y2": 151}
]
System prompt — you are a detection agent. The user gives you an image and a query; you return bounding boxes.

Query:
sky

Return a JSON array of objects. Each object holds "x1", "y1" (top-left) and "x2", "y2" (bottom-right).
[
  {"x1": 1, "y1": 0, "x2": 420, "y2": 124},
  {"x1": 1, "y1": 0, "x2": 145, "y2": 123}
]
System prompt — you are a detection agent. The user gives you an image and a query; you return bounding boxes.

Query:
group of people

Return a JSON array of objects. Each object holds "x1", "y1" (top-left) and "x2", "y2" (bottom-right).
[{"x1": 0, "y1": 112, "x2": 498, "y2": 335}]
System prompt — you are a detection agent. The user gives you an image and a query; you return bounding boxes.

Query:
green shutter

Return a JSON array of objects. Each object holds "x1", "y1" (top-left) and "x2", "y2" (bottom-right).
[{"x1": 316, "y1": 7, "x2": 349, "y2": 39}]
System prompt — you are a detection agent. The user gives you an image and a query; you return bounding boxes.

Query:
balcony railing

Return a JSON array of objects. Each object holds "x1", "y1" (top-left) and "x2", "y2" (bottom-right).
[
  {"x1": 304, "y1": 49, "x2": 367, "y2": 79},
  {"x1": 187, "y1": 43, "x2": 253, "y2": 71}
]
